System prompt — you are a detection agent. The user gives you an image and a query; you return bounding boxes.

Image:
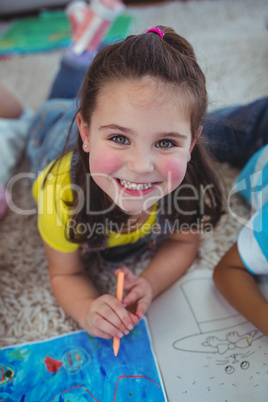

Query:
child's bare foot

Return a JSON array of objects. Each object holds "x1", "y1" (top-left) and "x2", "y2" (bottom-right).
[{"x1": 0, "y1": 84, "x2": 23, "y2": 119}]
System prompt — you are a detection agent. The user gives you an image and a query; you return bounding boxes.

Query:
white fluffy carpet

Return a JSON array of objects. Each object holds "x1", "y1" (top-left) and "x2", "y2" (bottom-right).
[{"x1": 0, "y1": 0, "x2": 267, "y2": 347}]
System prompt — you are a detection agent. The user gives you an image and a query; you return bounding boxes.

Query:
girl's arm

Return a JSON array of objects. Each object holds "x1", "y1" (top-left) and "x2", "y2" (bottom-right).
[
  {"x1": 122, "y1": 231, "x2": 200, "y2": 318},
  {"x1": 44, "y1": 242, "x2": 138, "y2": 339},
  {"x1": 213, "y1": 243, "x2": 268, "y2": 336}
]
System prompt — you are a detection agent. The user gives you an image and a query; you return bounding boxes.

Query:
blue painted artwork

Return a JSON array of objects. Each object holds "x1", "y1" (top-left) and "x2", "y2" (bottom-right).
[{"x1": 0, "y1": 319, "x2": 166, "y2": 401}]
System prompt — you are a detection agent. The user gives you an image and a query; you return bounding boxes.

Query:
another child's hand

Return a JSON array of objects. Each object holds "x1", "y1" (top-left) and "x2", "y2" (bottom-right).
[
  {"x1": 84, "y1": 294, "x2": 138, "y2": 339},
  {"x1": 116, "y1": 266, "x2": 153, "y2": 321}
]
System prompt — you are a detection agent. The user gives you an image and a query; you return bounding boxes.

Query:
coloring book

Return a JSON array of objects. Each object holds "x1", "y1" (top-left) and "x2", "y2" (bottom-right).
[
  {"x1": 147, "y1": 269, "x2": 268, "y2": 402},
  {"x1": 0, "y1": 318, "x2": 167, "y2": 401}
]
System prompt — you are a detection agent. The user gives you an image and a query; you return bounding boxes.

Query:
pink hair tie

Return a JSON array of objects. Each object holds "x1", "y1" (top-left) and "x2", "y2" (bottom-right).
[{"x1": 146, "y1": 27, "x2": 164, "y2": 39}]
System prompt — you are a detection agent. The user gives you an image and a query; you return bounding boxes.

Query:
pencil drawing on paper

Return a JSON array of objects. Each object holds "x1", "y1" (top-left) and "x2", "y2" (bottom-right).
[{"x1": 172, "y1": 274, "x2": 266, "y2": 377}]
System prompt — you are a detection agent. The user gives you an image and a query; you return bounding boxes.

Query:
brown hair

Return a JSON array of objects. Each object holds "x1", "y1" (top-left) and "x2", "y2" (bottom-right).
[{"x1": 60, "y1": 26, "x2": 223, "y2": 246}]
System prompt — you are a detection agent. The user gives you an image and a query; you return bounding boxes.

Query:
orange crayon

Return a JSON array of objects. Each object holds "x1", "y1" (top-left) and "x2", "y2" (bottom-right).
[{"x1": 113, "y1": 271, "x2": 125, "y2": 356}]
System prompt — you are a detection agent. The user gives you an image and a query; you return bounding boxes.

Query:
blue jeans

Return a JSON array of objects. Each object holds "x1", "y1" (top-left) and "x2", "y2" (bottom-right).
[
  {"x1": 204, "y1": 98, "x2": 268, "y2": 167},
  {"x1": 27, "y1": 98, "x2": 77, "y2": 174},
  {"x1": 48, "y1": 58, "x2": 89, "y2": 100},
  {"x1": 27, "y1": 57, "x2": 268, "y2": 173}
]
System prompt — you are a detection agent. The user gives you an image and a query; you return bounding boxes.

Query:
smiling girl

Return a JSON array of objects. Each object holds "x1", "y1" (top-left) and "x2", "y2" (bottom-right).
[{"x1": 30, "y1": 26, "x2": 223, "y2": 339}]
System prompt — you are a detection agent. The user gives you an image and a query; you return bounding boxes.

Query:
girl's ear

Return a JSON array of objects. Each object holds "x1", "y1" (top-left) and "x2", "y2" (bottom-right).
[
  {"x1": 188, "y1": 126, "x2": 203, "y2": 162},
  {"x1": 77, "y1": 112, "x2": 90, "y2": 153}
]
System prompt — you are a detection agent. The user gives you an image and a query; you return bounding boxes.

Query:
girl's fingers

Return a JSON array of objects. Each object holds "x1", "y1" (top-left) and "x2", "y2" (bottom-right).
[
  {"x1": 129, "y1": 312, "x2": 140, "y2": 323},
  {"x1": 135, "y1": 299, "x2": 149, "y2": 320},
  {"x1": 88, "y1": 308, "x2": 126, "y2": 339},
  {"x1": 123, "y1": 288, "x2": 140, "y2": 306},
  {"x1": 115, "y1": 267, "x2": 136, "y2": 288},
  {"x1": 123, "y1": 276, "x2": 153, "y2": 320},
  {"x1": 123, "y1": 288, "x2": 150, "y2": 319},
  {"x1": 90, "y1": 297, "x2": 135, "y2": 337},
  {"x1": 123, "y1": 279, "x2": 150, "y2": 306},
  {"x1": 86, "y1": 325, "x2": 114, "y2": 339},
  {"x1": 87, "y1": 314, "x2": 124, "y2": 339},
  {"x1": 114, "y1": 303, "x2": 136, "y2": 330},
  {"x1": 125, "y1": 296, "x2": 148, "y2": 320},
  {"x1": 115, "y1": 266, "x2": 130, "y2": 276},
  {"x1": 107, "y1": 298, "x2": 136, "y2": 331}
]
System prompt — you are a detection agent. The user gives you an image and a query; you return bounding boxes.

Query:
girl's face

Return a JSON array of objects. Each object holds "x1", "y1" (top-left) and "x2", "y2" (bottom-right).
[{"x1": 78, "y1": 77, "x2": 196, "y2": 216}]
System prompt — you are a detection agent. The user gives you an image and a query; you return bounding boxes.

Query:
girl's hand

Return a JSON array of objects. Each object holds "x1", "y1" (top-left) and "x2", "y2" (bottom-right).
[
  {"x1": 115, "y1": 267, "x2": 153, "y2": 321},
  {"x1": 84, "y1": 294, "x2": 138, "y2": 339}
]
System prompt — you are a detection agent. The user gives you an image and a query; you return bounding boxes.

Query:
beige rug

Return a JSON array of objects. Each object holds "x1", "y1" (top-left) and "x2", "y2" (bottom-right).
[{"x1": 0, "y1": 0, "x2": 267, "y2": 347}]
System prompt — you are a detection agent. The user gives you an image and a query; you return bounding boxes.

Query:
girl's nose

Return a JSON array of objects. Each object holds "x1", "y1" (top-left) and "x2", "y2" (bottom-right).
[{"x1": 127, "y1": 148, "x2": 154, "y2": 173}]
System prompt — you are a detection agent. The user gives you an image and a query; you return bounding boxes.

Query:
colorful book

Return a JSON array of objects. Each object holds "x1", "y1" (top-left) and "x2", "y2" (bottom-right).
[
  {"x1": 0, "y1": 11, "x2": 133, "y2": 56},
  {"x1": 0, "y1": 318, "x2": 167, "y2": 401}
]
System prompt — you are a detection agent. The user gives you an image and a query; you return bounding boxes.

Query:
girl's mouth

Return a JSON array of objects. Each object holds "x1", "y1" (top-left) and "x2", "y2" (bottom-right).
[
  {"x1": 119, "y1": 179, "x2": 156, "y2": 190},
  {"x1": 116, "y1": 178, "x2": 159, "y2": 196}
]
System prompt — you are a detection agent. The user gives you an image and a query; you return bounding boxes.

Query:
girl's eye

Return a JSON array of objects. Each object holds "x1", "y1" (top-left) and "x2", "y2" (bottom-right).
[
  {"x1": 156, "y1": 139, "x2": 175, "y2": 149},
  {"x1": 110, "y1": 135, "x2": 130, "y2": 145}
]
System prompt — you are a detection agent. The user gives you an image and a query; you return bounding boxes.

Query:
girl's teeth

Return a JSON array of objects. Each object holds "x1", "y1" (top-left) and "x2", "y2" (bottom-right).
[{"x1": 120, "y1": 179, "x2": 154, "y2": 190}]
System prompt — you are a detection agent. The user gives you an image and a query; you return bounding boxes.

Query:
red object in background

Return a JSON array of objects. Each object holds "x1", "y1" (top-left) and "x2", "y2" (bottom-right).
[{"x1": 66, "y1": 0, "x2": 125, "y2": 54}]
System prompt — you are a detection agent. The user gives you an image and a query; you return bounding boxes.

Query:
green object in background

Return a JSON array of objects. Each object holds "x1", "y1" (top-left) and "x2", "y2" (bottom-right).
[
  {"x1": 0, "y1": 11, "x2": 71, "y2": 55},
  {"x1": 0, "y1": 10, "x2": 133, "y2": 56},
  {"x1": 104, "y1": 14, "x2": 133, "y2": 43}
]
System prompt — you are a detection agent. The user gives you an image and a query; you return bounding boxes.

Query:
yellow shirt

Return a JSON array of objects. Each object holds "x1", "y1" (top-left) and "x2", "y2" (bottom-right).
[
  {"x1": 33, "y1": 152, "x2": 157, "y2": 253},
  {"x1": 107, "y1": 202, "x2": 157, "y2": 248}
]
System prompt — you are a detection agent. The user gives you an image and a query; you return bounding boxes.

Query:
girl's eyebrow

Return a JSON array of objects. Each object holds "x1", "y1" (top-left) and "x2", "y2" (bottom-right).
[
  {"x1": 160, "y1": 132, "x2": 188, "y2": 141},
  {"x1": 99, "y1": 124, "x2": 188, "y2": 141},
  {"x1": 99, "y1": 124, "x2": 132, "y2": 134}
]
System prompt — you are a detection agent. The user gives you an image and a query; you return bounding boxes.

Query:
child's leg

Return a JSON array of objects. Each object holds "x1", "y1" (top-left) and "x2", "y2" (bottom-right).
[
  {"x1": 48, "y1": 57, "x2": 92, "y2": 100},
  {"x1": 0, "y1": 85, "x2": 34, "y2": 220},
  {"x1": 26, "y1": 99, "x2": 77, "y2": 175},
  {"x1": 48, "y1": 0, "x2": 111, "y2": 100},
  {"x1": 48, "y1": 0, "x2": 124, "y2": 101},
  {"x1": 48, "y1": 42, "x2": 110, "y2": 100},
  {"x1": 204, "y1": 97, "x2": 268, "y2": 167}
]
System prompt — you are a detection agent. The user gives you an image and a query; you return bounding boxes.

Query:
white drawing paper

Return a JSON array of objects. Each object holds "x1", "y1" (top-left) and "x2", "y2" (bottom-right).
[{"x1": 147, "y1": 269, "x2": 268, "y2": 402}]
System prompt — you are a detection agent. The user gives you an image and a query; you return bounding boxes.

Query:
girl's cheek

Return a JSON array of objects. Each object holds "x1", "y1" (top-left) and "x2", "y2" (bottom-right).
[
  {"x1": 162, "y1": 158, "x2": 187, "y2": 184},
  {"x1": 91, "y1": 152, "x2": 122, "y2": 174}
]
